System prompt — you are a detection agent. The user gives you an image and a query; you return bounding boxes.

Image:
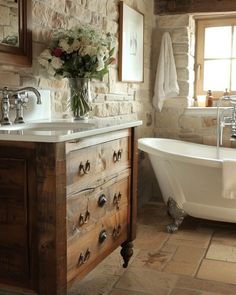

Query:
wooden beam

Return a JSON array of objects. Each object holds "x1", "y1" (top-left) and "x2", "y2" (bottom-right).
[{"x1": 155, "y1": 0, "x2": 236, "y2": 15}]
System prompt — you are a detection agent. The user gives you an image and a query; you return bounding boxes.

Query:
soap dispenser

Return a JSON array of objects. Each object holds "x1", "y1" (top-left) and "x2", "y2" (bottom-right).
[{"x1": 206, "y1": 90, "x2": 213, "y2": 107}]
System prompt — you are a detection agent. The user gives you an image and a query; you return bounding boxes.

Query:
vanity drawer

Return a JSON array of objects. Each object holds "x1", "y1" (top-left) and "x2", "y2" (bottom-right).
[
  {"x1": 67, "y1": 207, "x2": 128, "y2": 283},
  {"x1": 67, "y1": 172, "x2": 130, "y2": 239},
  {"x1": 66, "y1": 132, "x2": 131, "y2": 194}
]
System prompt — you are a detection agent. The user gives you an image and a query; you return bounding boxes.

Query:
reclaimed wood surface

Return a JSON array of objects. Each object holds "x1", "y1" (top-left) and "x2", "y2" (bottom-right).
[
  {"x1": 0, "y1": 144, "x2": 37, "y2": 292},
  {"x1": 66, "y1": 135, "x2": 130, "y2": 194},
  {"x1": 0, "y1": 127, "x2": 138, "y2": 295},
  {"x1": 155, "y1": 0, "x2": 236, "y2": 14}
]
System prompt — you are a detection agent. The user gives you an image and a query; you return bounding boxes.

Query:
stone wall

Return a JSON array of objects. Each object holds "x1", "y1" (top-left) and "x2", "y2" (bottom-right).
[
  {"x1": 153, "y1": 14, "x2": 232, "y2": 147},
  {"x1": 0, "y1": 0, "x2": 155, "y2": 128},
  {"x1": 0, "y1": 0, "x2": 159, "y2": 204},
  {"x1": 153, "y1": 14, "x2": 195, "y2": 139}
]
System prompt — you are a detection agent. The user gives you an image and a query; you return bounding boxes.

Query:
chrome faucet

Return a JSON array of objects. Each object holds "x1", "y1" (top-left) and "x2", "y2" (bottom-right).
[
  {"x1": 12, "y1": 87, "x2": 42, "y2": 124},
  {"x1": 0, "y1": 87, "x2": 11, "y2": 125},
  {"x1": 0, "y1": 87, "x2": 42, "y2": 125},
  {"x1": 216, "y1": 96, "x2": 236, "y2": 147}
]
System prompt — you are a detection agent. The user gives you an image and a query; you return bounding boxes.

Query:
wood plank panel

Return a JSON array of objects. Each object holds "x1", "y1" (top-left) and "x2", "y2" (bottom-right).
[
  {"x1": 155, "y1": 0, "x2": 236, "y2": 14},
  {"x1": 36, "y1": 142, "x2": 67, "y2": 295},
  {"x1": 0, "y1": 144, "x2": 37, "y2": 291}
]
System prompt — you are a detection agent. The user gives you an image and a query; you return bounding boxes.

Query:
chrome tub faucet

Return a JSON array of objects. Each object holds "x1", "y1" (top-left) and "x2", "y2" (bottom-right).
[{"x1": 217, "y1": 96, "x2": 236, "y2": 148}]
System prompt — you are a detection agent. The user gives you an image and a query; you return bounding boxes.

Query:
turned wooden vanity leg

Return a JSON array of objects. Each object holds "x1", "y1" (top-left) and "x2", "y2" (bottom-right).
[{"x1": 120, "y1": 241, "x2": 134, "y2": 268}]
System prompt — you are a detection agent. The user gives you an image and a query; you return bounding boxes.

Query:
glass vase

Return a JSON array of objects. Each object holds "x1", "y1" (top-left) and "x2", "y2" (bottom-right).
[{"x1": 68, "y1": 78, "x2": 91, "y2": 120}]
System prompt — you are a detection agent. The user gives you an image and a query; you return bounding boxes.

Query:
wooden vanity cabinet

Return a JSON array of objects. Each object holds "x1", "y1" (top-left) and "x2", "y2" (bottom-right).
[{"x1": 0, "y1": 128, "x2": 138, "y2": 295}]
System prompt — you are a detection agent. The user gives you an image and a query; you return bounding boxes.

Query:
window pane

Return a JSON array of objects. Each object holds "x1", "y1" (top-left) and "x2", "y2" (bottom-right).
[
  {"x1": 204, "y1": 26, "x2": 232, "y2": 58},
  {"x1": 231, "y1": 60, "x2": 236, "y2": 90},
  {"x1": 233, "y1": 26, "x2": 236, "y2": 58},
  {"x1": 203, "y1": 60, "x2": 230, "y2": 91}
]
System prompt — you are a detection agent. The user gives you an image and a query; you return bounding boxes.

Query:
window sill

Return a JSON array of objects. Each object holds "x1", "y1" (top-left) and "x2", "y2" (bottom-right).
[{"x1": 184, "y1": 107, "x2": 230, "y2": 116}]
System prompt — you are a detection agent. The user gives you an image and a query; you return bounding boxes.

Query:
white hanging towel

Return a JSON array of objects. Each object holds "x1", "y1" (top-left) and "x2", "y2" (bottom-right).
[
  {"x1": 153, "y1": 32, "x2": 179, "y2": 111},
  {"x1": 222, "y1": 160, "x2": 236, "y2": 199}
]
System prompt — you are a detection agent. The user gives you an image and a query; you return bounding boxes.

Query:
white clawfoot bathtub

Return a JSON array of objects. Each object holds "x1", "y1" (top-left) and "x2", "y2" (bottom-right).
[{"x1": 138, "y1": 138, "x2": 236, "y2": 226}]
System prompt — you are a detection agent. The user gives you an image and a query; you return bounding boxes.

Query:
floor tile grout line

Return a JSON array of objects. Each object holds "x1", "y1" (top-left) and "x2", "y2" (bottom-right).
[
  {"x1": 160, "y1": 236, "x2": 179, "y2": 273},
  {"x1": 194, "y1": 228, "x2": 215, "y2": 278}
]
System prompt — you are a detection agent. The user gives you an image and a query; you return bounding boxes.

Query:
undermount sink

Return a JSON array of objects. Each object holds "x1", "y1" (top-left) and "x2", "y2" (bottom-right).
[{"x1": 0, "y1": 121, "x2": 95, "y2": 131}]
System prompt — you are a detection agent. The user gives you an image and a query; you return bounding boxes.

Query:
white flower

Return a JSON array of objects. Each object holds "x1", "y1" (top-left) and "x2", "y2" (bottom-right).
[
  {"x1": 38, "y1": 26, "x2": 115, "y2": 79},
  {"x1": 47, "y1": 65, "x2": 56, "y2": 76},
  {"x1": 38, "y1": 57, "x2": 50, "y2": 69},
  {"x1": 97, "y1": 49, "x2": 105, "y2": 71},
  {"x1": 79, "y1": 45, "x2": 95, "y2": 56},
  {"x1": 51, "y1": 56, "x2": 63, "y2": 70},
  {"x1": 59, "y1": 38, "x2": 72, "y2": 53},
  {"x1": 71, "y1": 39, "x2": 80, "y2": 52},
  {"x1": 97, "y1": 48, "x2": 105, "y2": 59},
  {"x1": 104, "y1": 48, "x2": 109, "y2": 59},
  {"x1": 97, "y1": 59, "x2": 105, "y2": 71},
  {"x1": 84, "y1": 45, "x2": 97, "y2": 56},
  {"x1": 38, "y1": 48, "x2": 53, "y2": 70},
  {"x1": 40, "y1": 48, "x2": 52, "y2": 60}
]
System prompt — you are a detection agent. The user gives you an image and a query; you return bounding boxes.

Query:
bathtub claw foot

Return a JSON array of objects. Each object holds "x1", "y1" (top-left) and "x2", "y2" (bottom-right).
[
  {"x1": 166, "y1": 197, "x2": 186, "y2": 233},
  {"x1": 166, "y1": 223, "x2": 179, "y2": 233}
]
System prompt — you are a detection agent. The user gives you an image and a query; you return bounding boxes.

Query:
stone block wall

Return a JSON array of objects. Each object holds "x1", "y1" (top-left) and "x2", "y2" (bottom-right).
[
  {"x1": 0, "y1": 0, "x2": 155, "y2": 130},
  {"x1": 153, "y1": 14, "x2": 195, "y2": 140},
  {"x1": 0, "y1": 0, "x2": 159, "y2": 204},
  {"x1": 153, "y1": 14, "x2": 233, "y2": 148}
]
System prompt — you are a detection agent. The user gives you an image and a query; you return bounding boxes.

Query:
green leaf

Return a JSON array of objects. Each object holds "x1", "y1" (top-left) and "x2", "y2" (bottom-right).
[{"x1": 109, "y1": 47, "x2": 115, "y2": 57}]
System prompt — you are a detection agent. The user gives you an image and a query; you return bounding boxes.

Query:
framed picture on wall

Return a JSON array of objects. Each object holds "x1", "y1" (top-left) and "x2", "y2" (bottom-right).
[{"x1": 118, "y1": 1, "x2": 144, "y2": 82}]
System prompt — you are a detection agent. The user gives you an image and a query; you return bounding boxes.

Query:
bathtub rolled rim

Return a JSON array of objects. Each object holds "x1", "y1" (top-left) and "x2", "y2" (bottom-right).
[{"x1": 138, "y1": 137, "x2": 222, "y2": 168}]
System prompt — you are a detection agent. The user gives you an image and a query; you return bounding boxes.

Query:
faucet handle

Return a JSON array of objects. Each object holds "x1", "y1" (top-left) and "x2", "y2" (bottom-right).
[{"x1": 18, "y1": 92, "x2": 29, "y2": 105}]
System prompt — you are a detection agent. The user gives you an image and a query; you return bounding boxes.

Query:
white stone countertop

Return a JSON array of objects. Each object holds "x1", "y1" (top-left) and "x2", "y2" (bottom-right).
[{"x1": 0, "y1": 118, "x2": 142, "y2": 143}]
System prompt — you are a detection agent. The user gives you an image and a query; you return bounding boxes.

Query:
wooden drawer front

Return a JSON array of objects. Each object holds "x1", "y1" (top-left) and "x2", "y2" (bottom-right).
[
  {"x1": 67, "y1": 208, "x2": 128, "y2": 283},
  {"x1": 0, "y1": 158, "x2": 29, "y2": 280},
  {"x1": 67, "y1": 173, "x2": 130, "y2": 239},
  {"x1": 66, "y1": 136, "x2": 130, "y2": 194}
]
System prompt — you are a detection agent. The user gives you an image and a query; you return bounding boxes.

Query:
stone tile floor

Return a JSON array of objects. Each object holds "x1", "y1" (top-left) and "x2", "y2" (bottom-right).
[{"x1": 68, "y1": 202, "x2": 236, "y2": 295}]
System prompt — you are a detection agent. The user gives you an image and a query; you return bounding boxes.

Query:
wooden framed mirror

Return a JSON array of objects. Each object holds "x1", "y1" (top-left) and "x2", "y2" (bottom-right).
[{"x1": 0, "y1": 0, "x2": 32, "y2": 66}]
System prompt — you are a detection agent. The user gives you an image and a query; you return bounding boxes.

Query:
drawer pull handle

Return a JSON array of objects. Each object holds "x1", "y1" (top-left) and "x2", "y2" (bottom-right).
[
  {"x1": 98, "y1": 194, "x2": 107, "y2": 207},
  {"x1": 78, "y1": 210, "x2": 90, "y2": 226},
  {"x1": 79, "y1": 160, "x2": 91, "y2": 175},
  {"x1": 117, "y1": 149, "x2": 122, "y2": 161},
  {"x1": 78, "y1": 214, "x2": 84, "y2": 226},
  {"x1": 77, "y1": 248, "x2": 91, "y2": 266},
  {"x1": 78, "y1": 253, "x2": 84, "y2": 266},
  {"x1": 99, "y1": 230, "x2": 107, "y2": 243},
  {"x1": 113, "y1": 149, "x2": 122, "y2": 162},
  {"x1": 84, "y1": 248, "x2": 91, "y2": 261},
  {"x1": 113, "y1": 224, "x2": 121, "y2": 239},
  {"x1": 84, "y1": 210, "x2": 90, "y2": 223},
  {"x1": 113, "y1": 192, "x2": 122, "y2": 210}
]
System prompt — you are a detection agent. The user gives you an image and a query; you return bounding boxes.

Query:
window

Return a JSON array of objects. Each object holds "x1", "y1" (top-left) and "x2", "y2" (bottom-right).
[{"x1": 195, "y1": 18, "x2": 236, "y2": 97}]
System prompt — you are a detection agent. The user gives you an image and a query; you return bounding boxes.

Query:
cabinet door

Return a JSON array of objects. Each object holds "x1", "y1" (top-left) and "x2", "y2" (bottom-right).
[
  {"x1": 0, "y1": 158, "x2": 29, "y2": 281},
  {"x1": 0, "y1": 145, "x2": 37, "y2": 290}
]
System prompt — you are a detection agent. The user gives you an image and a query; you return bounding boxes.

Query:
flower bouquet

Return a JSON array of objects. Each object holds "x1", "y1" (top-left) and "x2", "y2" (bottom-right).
[{"x1": 38, "y1": 25, "x2": 115, "y2": 119}]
